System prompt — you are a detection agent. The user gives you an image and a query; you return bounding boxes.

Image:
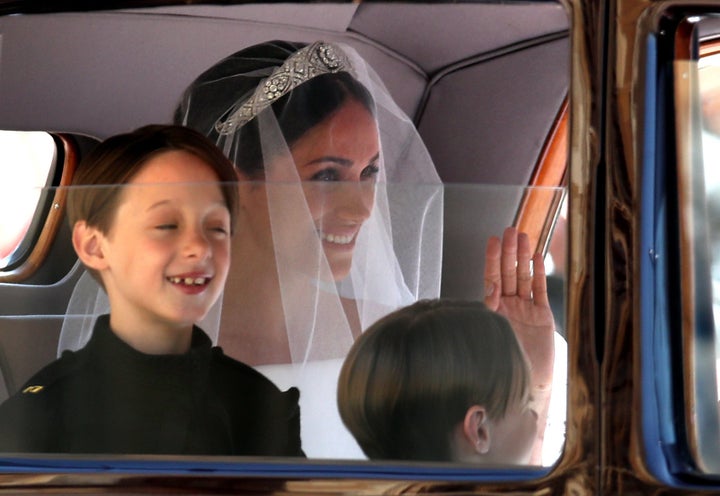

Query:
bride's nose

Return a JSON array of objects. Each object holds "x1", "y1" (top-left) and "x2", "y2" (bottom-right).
[{"x1": 332, "y1": 181, "x2": 374, "y2": 222}]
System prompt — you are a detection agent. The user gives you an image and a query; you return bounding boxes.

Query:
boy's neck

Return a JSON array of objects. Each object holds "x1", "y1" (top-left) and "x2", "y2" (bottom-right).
[{"x1": 109, "y1": 313, "x2": 193, "y2": 355}]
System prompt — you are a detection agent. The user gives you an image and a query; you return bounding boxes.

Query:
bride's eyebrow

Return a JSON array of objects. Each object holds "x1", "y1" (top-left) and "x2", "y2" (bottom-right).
[
  {"x1": 303, "y1": 152, "x2": 380, "y2": 168},
  {"x1": 303, "y1": 156, "x2": 353, "y2": 168}
]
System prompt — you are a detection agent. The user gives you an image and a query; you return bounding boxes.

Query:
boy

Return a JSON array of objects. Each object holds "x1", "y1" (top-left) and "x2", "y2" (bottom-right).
[
  {"x1": 338, "y1": 299, "x2": 537, "y2": 464},
  {"x1": 0, "y1": 125, "x2": 303, "y2": 456}
]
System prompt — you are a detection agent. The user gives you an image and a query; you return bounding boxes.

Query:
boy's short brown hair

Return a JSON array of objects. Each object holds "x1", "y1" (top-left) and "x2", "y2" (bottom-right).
[
  {"x1": 337, "y1": 299, "x2": 530, "y2": 462},
  {"x1": 67, "y1": 125, "x2": 239, "y2": 282}
]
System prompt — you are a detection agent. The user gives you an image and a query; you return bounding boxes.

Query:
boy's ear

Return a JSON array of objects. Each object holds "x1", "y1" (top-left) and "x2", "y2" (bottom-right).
[
  {"x1": 72, "y1": 221, "x2": 109, "y2": 271},
  {"x1": 463, "y1": 405, "x2": 491, "y2": 455}
]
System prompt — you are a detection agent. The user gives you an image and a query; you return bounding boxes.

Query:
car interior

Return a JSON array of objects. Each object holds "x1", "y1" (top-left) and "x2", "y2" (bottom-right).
[{"x1": 0, "y1": 2, "x2": 569, "y2": 463}]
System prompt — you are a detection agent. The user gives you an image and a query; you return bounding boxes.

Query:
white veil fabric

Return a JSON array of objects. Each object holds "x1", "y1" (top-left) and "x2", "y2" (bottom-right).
[
  {"x1": 60, "y1": 40, "x2": 443, "y2": 458},
  {"x1": 175, "y1": 40, "x2": 443, "y2": 365},
  {"x1": 174, "y1": 40, "x2": 443, "y2": 457}
]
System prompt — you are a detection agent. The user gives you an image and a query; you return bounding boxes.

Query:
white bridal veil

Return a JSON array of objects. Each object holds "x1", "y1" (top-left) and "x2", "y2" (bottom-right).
[
  {"x1": 174, "y1": 40, "x2": 443, "y2": 366},
  {"x1": 61, "y1": 40, "x2": 444, "y2": 458}
]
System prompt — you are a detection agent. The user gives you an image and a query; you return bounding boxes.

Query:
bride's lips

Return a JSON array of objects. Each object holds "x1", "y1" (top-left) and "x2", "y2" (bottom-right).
[
  {"x1": 318, "y1": 230, "x2": 358, "y2": 251},
  {"x1": 320, "y1": 232, "x2": 354, "y2": 245}
]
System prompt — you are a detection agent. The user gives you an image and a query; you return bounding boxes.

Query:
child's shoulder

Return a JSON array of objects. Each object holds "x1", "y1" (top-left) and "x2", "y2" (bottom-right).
[
  {"x1": 11, "y1": 348, "x2": 87, "y2": 401},
  {"x1": 210, "y1": 348, "x2": 278, "y2": 385},
  {"x1": 208, "y1": 348, "x2": 299, "y2": 400},
  {"x1": 0, "y1": 353, "x2": 86, "y2": 451}
]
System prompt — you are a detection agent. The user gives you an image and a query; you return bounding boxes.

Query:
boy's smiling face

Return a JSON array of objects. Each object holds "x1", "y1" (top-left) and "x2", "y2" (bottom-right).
[{"x1": 87, "y1": 150, "x2": 231, "y2": 353}]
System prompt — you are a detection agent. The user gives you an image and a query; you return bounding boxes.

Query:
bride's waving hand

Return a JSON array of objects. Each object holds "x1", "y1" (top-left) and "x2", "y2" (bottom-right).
[{"x1": 484, "y1": 226, "x2": 556, "y2": 463}]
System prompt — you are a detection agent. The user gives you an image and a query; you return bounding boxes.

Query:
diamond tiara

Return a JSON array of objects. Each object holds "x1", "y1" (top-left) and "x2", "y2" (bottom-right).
[{"x1": 215, "y1": 41, "x2": 354, "y2": 134}]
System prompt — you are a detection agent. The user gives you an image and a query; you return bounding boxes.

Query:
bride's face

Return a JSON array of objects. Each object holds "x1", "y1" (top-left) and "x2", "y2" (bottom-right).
[{"x1": 243, "y1": 97, "x2": 380, "y2": 281}]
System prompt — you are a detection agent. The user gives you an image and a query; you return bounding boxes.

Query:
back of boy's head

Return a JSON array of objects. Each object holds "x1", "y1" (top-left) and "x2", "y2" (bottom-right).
[
  {"x1": 337, "y1": 299, "x2": 530, "y2": 462},
  {"x1": 66, "y1": 124, "x2": 239, "y2": 284}
]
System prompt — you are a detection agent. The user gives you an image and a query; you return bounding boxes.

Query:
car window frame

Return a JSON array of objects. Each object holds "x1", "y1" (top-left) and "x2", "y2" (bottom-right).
[{"x1": 0, "y1": 133, "x2": 77, "y2": 283}]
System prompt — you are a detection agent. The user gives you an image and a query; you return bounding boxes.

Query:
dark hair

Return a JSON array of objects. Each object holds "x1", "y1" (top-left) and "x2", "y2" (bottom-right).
[
  {"x1": 175, "y1": 40, "x2": 375, "y2": 177},
  {"x1": 337, "y1": 299, "x2": 530, "y2": 462},
  {"x1": 67, "y1": 125, "x2": 239, "y2": 282}
]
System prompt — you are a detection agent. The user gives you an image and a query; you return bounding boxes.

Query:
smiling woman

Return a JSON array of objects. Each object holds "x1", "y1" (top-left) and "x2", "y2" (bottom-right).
[
  {"x1": 235, "y1": 97, "x2": 380, "y2": 285},
  {"x1": 175, "y1": 40, "x2": 443, "y2": 366},
  {"x1": 174, "y1": 39, "x2": 444, "y2": 458}
]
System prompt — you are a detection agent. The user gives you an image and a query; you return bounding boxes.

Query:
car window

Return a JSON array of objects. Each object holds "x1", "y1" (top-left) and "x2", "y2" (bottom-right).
[
  {"x1": 0, "y1": 1, "x2": 569, "y2": 484},
  {"x1": 0, "y1": 179, "x2": 568, "y2": 469},
  {"x1": 700, "y1": 53, "x2": 720, "y2": 373},
  {"x1": 697, "y1": 39, "x2": 720, "y2": 472},
  {"x1": 662, "y1": 19, "x2": 720, "y2": 475},
  {"x1": 0, "y1": 131, "x2": 56, "y2": 269}
]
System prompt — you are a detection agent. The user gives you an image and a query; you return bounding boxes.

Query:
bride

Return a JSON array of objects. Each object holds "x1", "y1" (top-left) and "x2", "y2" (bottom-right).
[
  {"x1": 61, "y1": 40, "x2": 557, "y2": 461},
  {"x1": 175, "y1": 40, "x2": 556, "y2": 461},
  {"x1": 175, "y1": 41, "x2": 443, "y2": 370}
]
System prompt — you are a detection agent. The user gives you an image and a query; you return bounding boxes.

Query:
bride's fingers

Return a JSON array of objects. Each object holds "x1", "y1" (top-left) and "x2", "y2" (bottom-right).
[
  {"x1": 531, "y1": 252, "x2": 550, "y2": 307},
  {"x1": 517, "y1": 232, "x2": 532, "y2": 299},
  {"x1": 500, "y1": 227, "x2": 518, "y2": 296},
  {"x1": 484, "y1": 235, "x2": 502, "y2": 309}
]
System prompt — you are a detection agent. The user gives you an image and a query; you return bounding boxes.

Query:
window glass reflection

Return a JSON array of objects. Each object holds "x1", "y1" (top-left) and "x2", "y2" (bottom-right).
[
  {"x1": 0, "y1": 181, "x2": 566, "y2": 467},
  {"x1": 689, "y1": 42, "x2": 720, "y2": 474},
  {"x1": 699, "y1": 55, "x2": 720, "y2": 397}
]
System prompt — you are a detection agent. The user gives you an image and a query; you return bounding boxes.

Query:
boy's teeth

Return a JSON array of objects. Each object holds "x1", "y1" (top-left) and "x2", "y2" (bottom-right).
[{"x1": 169, "y1": 277, "x2": 207, "y2": 285}]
